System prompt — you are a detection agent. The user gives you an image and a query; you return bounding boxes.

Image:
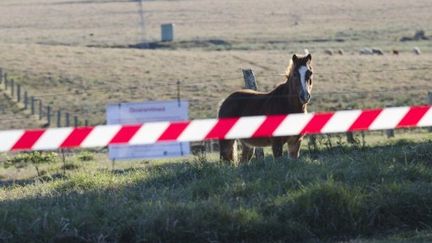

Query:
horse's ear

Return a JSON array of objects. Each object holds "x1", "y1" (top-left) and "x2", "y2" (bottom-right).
[
  {"x1": 306, "y1": 53, "x2": 312, "y2": 61},
  {"x1": 292, "y1": 54, "x2": 298, "y2": 62}
]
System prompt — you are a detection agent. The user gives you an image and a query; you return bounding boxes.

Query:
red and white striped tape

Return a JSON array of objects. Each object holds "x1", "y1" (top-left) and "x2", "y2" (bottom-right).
[{"x1": 1, "y1": 105, "x2": 431, "y2": 152}]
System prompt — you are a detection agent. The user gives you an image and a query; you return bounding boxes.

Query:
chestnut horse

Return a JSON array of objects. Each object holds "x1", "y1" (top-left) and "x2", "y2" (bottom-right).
[{"x1": 218, "y1": 53, "x2": 313, "y2": 163}]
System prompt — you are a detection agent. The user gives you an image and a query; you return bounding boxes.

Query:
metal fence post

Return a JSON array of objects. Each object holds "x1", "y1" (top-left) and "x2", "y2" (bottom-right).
[
  {"x1": 24, "y1": 91, "x2": 28, "y2": 110},
  {"x1": 4, "y1": 73, "x2": 7, "y2": 90},
  {"x1": 428, "y1": 91, "x2": 432, "y2": 107},
  {"x1": 176, "y1": 80, "x2": 181, "y2": 107},
  {"x1": 10, "y1": 79, "x2": 14, "y2": 98},
  {"x1": 39, "y1": 100, "x2": 43, "y2": 120},
  {"x1": 17, "y1": 84, "x2": 21, "y2": 102},
  {"x1": 242, "y1": 68, "x2": 264, "y2": 160},
  {"x1": 66, "y1": 112, "x2": 70, "y2": 127},
  {"x1": 74, "y1": 116, "x2": 78, "y2": 127},
  {"x1": 31, "y1": 96, "x2": 35, "y2": 115},
  {"x1": 0, "y1": 68, "x2": 3, "y2": 84},
  {"x1": 57, "y1": 110, "x2": 62, "y2": 127},
  {"x1": 47, "y1": 106, "x2": 51, "y2": 126}
]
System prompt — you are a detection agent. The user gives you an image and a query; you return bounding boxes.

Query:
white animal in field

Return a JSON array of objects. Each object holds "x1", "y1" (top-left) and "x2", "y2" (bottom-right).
[{"x1": 359, "y1": 48, "x2": 373, "y2": 55}]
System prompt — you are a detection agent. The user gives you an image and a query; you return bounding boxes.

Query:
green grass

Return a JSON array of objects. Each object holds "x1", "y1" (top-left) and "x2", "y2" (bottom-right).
[{"x1": 1, "y1": 139, "x2": 432, "y2": 242}]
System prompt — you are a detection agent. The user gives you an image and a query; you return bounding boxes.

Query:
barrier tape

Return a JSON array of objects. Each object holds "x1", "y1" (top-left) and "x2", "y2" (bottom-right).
[{"x1": 1, "y1": 105, "x2": 431, "y2": 152}]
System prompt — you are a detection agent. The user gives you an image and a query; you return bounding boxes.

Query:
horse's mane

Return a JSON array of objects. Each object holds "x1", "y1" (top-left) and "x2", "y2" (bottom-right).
[
  {"x1": 284, "y1": 54, "x2": 311, "y2": 80},
  {"x1": 268, "y1": 58, "x2": 294, "y2": 94},
  {"x1": 284, "y1": 59, "x2": 294, "y2": 80},
  {"x1": 269, "y1": 59, "x2": 294, "y2": 96}
]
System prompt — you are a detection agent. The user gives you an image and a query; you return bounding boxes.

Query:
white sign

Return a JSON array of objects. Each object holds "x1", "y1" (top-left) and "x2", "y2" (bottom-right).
[{"x1": 106, "y1": 100, "x2": 190, "y2": 160}]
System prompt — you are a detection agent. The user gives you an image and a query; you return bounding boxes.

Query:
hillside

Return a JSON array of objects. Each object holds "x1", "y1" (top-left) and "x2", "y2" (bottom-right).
[
  {"x1": 1, "y1": 138, "x2": 432, "y2": 242},
  {"x1": 1, "y1": 46, "x2": 431, "y2": 124},
  {"x1": 0, "y1": 1, "x2": 432, "y2": 241},
  {"x1": 0, "y1": 0, "x2": 431, "y2": 125}
]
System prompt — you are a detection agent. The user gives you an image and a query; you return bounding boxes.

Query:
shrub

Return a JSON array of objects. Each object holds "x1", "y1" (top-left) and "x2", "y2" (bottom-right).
[
  {"x1": 4, "y1": 151, "x2": 58, "y2": 176},
  {"x1": 77, "y1": 151, "x2": 95, "y2": 162},
  {"x1": 272, "y1": 182, "x2": 364, "y2": 239}
]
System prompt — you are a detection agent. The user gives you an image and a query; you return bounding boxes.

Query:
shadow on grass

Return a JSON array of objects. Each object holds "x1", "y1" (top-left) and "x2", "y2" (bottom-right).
[
  {"x1": 1, "y1": 140, "x2": 432, "y2": 242},
  {"x1": 127, "y1": 39, "x2": 232, "y2": 50},
  {"x1": 304, "y1": 138, "x2": 432, "y2": 164},
  {"x1": 0, "y1": 173, "x2": 66, "y2": 187}
]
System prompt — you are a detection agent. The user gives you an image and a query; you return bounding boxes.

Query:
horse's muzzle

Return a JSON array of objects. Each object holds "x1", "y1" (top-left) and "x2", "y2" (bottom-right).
[{"x1": 300, "y1": 93, "x2": 311, "y2": 104}]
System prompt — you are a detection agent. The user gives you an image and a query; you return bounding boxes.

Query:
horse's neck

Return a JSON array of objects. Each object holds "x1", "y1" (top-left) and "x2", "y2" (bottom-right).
[{"x1": 268, "y1": 79, "x2": 306, "y2": 113}]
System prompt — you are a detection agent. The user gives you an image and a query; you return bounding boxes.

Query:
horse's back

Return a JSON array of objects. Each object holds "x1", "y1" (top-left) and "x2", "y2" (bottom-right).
[{"x1": 218, "y1": 90, "x2": 268, "y2": 118}]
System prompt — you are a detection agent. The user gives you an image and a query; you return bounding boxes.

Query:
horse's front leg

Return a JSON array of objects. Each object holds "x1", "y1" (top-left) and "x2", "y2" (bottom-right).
[
  {"x1": 287, "y1": 136, "x2": 303, "y2": 159},
  {"x1": 271, "y1": 138, "x2": 284, "y2": 158}
]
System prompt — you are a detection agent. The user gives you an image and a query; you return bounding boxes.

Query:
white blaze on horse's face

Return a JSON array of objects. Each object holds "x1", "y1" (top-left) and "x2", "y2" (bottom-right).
[{"x1": 298, "y1": 65, "x2": 311, "y2": 104}]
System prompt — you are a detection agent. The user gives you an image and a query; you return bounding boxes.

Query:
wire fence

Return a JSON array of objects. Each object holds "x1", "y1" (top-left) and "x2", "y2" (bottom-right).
[
  {"x1": 0, "y1": 65, "x2": 431, "y2": 128},
  {"x1": 0, "y1": 65, "x2": 431, "y2": 160}
]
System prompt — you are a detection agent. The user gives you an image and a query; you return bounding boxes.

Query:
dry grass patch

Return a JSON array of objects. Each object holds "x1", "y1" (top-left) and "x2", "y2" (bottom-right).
[
  {"x1": 0, "y1": 0, "x2": 431, "y2": 127},
  {"x1": 1, "y1": 43, "x2": 431, "y2": 125}
]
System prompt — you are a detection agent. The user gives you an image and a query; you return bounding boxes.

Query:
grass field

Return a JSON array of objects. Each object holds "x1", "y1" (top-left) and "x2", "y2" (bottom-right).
[
  {"x1": 1, "y1": 135, "x2": 432, "y2": 242},
  {"x1": 0, "y1": 0, "x2": 432, "y2": 126},
  {"x1": 1, "y1": 46, "x2": 432, "y2": 125},
  {"x1": 1, "y1": 0, "x2": 432, "y2": 241}
]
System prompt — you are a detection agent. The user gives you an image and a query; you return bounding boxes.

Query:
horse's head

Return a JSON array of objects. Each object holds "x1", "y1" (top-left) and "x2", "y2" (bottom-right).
[{"x1": 289, "y1": 54, "x2": 313, "y2": 105}]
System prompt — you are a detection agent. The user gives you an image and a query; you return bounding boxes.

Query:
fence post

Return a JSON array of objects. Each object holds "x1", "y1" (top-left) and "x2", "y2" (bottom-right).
[
  {"x1": 0, "y1": 68, "x2": 3, "y2": 84},
  {"x1": 31, "y1": 96, "x2": 35, "y2": 115},
  {"x1": 242, "y1": 69, "x2": 258, "y2": 90},
  {"x1": 385, "y1": 129, "x2": 395, "y2": 138},
  {"x1": 242, "y1": 68, "x2": 264, "y2": 160},
  {"x1": 74, "y1": 116, "x2": 78, "y2": 127},
  {"x1": 428, "y1": 91, "x2": 432, "y2": 105},
  {"x1": 85, "y1": 119, "x2": 89, "y2": 126},
  {"x1": 308, "y1": 135, "x2": 318, "y2": 152},
  {"x1": 65, "y1": 112, "x2": 70, "y2": 127},
  {"x1": 24, "y1": 91, "x2": 28, "y2": 110},
  {"x1": 346, "y1": 132, "x2": 356, "y2": 144},
  {"x1": 176, "y1": 80, "x2": 181, "y2": 107},
  {"x1": 47, "y1": 106, "x2": 51, "y2": 127},
  {"x1": 4, "y1": 73, "x2": 7, "y2": 90},
  {"x1": 10, "y1": 79, "x2": 14, "y2": 98},
  {"x1": 57, "y1": 110, "x2": 62, "y2": 127},
  {"x1": 39, "y1": 100, "x2": 43, "y2": 120},
  {"x1": 17, "y1": 84, "x2": 21, "y2": 103}
]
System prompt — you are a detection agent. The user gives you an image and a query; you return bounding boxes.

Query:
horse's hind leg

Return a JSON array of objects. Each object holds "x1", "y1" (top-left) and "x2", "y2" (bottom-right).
[
  {"x1": 287, "y1": 136, "x2": 303, "y2": 159},
  {"x1": 240, "y1": 142, "x2": 255, "y2": 163},
  {"x1": 219, "y1": 139, "x2": 237, "y2": 163}
]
